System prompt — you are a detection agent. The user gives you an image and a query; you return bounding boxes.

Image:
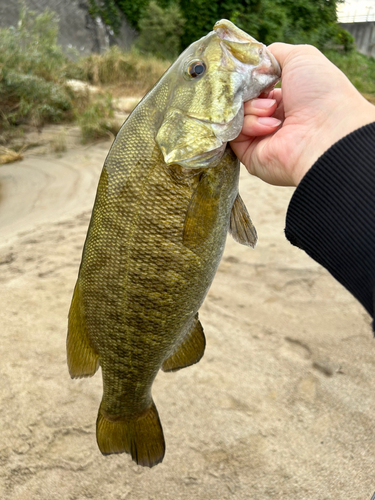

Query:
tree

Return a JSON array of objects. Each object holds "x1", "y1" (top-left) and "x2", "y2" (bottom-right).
[
  {"x1": 92, "y1": 0, "x2": 353, "y2": 55},
  {"x1": 136, "y1": 1, "x2": 185, "y2": 60}
]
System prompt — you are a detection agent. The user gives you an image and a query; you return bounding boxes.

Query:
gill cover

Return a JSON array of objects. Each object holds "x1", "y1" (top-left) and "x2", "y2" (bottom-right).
[{"x1": 156, "y1": 109, "x2": 225, "y2": 169}]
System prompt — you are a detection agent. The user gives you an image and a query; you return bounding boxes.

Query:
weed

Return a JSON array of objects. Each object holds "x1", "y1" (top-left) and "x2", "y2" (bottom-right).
[
  {"x1": 50, "y1": 131, "x2": 68, "y2": 154},
  {"x1": 77, "y1": 93, "x2": 121, "y2": 143},
  {"x1": 77, "y1": 46, "x2": 169, "y2": 94}
]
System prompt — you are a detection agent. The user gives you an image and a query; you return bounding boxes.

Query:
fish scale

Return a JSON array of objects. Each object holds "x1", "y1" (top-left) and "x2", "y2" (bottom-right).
[{"x1": 67, "y1": 19, "x2": 280, "y2": 467}]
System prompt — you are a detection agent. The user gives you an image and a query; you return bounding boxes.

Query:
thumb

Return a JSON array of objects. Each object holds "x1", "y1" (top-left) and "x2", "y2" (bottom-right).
[{"x1": 266, "y1": 42, "x2": 296, "y2": 70}]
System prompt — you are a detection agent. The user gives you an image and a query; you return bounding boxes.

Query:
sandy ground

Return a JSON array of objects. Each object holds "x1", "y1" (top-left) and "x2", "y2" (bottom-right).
[{"x1": 0, "y1": 137, "x2": 374, "y2": 500}]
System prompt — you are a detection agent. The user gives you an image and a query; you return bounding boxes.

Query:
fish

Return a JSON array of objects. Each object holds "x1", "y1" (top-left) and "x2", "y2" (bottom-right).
[{"x1": 67, "y1": 19, "x2": 280, "y2": 468}]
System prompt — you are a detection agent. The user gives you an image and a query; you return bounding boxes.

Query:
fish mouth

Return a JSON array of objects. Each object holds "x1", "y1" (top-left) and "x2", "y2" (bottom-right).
[{"x1": 213, "y1": 19, "x2": 281, "y2": 80}]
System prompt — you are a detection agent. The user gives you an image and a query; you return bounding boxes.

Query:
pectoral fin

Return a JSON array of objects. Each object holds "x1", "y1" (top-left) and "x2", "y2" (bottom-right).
[
  {"x1": 183, "y1": 170, "x2": 224, "y2": 250},
  {"x1": 67, "y1": 282, "x2": 99, "y2": 378},
  {"x1": 229, "y1": 193, "x2": 257, "y2": 247},
  {"x1": 162, "y1": 314, "x2": 206, "y2": 372}
]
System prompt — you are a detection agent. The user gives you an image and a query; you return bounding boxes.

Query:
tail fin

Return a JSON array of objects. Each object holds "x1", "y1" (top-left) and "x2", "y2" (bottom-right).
[{"x1": 96, "y1": 401, "x2": 165, "y2": 468}]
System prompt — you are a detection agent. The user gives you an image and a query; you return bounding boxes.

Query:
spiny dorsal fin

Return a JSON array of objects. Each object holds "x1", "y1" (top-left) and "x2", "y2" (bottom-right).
[
  {"x1": 162, "y1": 314, "x2": 206, "y2": 372},
  {"x1": 229, "y1": 193, "x2": 257, "y2": 248}
]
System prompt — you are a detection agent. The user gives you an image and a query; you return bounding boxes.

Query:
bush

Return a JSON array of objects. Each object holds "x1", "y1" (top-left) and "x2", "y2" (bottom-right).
[
  {"x1": 0, "y1": 70, "x2": 72, "y2": 129},
  {"x1": 0, "y1": 7, "x2": 78, "y2": 134}
]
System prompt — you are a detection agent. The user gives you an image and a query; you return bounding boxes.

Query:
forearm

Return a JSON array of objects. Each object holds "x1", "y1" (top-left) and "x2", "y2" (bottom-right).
[{"x1": 285, "y1": 122, "x2": 375, "y2": 325}]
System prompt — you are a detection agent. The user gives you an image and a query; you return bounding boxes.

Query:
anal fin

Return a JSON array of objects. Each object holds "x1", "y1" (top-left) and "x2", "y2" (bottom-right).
[
  {"x1": 229, "y1": 193, "x2": 257, "y2": 248},
  {"x1": 67, "y1": 282, "x2": 99, "y2": 378},
  {"x1": 96, "y1": 400, "x2": 165, "y2": 468},
  {"x1": 162, "y1": 314, "x2": 206, "y2": 372}
]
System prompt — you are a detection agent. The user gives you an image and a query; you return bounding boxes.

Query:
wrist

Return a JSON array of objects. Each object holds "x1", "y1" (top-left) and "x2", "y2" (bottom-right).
[{"x1": 293, "y1": 100, "x2": 375, "y2": 186}]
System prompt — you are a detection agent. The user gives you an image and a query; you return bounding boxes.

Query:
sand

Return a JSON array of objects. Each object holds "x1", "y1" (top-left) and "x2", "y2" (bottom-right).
[{"x1": 0, "y1": 138, "x2": 374, "y2": 500}]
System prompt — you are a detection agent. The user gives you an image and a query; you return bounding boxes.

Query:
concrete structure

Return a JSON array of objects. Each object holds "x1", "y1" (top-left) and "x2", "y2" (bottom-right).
[
  {"x1": 0, "y1": 0, "x2": 137, "y2": 56},
  {"x1": 341, "y1": 22, "x2": 375, "y2": 58}
]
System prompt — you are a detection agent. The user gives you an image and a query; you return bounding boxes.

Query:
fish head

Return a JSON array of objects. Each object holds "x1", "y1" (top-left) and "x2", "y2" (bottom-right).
[{"x1": 156, "y1": 19, "x2": 280, "y2": 169}]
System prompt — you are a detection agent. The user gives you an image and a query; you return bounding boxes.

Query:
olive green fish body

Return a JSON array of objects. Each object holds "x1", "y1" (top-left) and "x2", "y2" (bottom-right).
[{"x1": 67, "y1": 19, "x2": 280, "y2": 468}]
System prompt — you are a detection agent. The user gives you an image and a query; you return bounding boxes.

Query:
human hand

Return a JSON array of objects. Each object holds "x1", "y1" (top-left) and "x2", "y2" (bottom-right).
[{"x1": 230, "y1": 43, "x2": 375, "y2": 186}]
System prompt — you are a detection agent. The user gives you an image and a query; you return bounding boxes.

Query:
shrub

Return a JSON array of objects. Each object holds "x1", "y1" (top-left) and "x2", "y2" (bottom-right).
[{"x1": 0, "y1": 70, "x2": 72, "y2": 129}]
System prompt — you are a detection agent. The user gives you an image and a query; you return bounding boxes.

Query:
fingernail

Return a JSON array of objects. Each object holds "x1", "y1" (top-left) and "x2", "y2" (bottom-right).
[
  {"x1": 258, "y1": 117, "x2": 282, "y2": 127},
  {"x1": 252, "y1": 99, "x2": 276, "y2": 109}
]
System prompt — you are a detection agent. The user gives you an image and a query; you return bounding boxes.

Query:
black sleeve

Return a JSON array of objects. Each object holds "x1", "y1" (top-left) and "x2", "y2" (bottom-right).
[{"x1": 285, "y1": 122, "x2": 375, "y2": 327}]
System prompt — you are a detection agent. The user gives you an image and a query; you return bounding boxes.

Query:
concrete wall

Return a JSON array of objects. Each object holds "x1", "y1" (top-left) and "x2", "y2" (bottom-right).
[
  {"x1": 0, "y1": 0, "x2": 137, "y2": 56},
  {"x1": 340, "y1": 22, "x2": 375, "y2": 58}
]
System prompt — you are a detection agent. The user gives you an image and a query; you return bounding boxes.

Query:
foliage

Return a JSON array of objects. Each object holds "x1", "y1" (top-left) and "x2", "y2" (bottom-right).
[
  {"x1": 107, "y1": 0, "x2": 353, "y2": 53},
  {"x1": 0, "y1": 7, "x2": 121, "y2": 144},
  {"x1": 115, "y1": 0, "x2": 150, "y2": 30},
  {"x1": 0, "y1": 69, "x2": 72, "y2": 128},
  {"x1": 179, "y1": 0, "x2": 350, "y2": 50},
  {"x1": 136, "y1": 1, "x2": 185, "y2": 60}
]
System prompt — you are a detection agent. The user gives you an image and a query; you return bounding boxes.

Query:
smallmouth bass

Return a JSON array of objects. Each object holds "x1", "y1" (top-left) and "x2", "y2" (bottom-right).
[{"x1": 67, "y1": 19, "x2": 280, "y2": 467}]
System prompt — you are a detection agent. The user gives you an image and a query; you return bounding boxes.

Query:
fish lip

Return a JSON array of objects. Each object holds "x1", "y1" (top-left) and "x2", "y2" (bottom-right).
[
  {"x1": 213, "y1": 19, "x2": 258, "y2": 43},
  {"x1": 213, "y1": 19, "x2": 281, "y2": 79}
]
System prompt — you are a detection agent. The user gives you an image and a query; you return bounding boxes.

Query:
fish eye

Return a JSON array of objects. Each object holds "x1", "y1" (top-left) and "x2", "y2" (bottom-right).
[{"x1": 187, "y1": 60, "x2": 206, "y2": 78}]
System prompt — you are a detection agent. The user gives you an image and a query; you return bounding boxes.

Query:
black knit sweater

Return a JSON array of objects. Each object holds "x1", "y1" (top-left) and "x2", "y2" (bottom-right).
[{"x1": 285, "y1": 122, "x2": 375, "y2": 329}]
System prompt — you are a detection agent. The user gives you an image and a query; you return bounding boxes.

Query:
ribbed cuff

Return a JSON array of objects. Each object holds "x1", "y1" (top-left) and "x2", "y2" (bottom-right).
[{"x1": 285, "y1": 122, "x2": 375, "y2": 319}]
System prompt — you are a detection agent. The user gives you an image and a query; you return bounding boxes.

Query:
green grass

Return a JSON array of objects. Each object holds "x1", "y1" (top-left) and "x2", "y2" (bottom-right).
[{"x1": 324, "y1": 49, "x2": 375, "y2": 96}]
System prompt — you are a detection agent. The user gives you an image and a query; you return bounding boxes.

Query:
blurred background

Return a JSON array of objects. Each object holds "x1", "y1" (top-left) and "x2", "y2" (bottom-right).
[{"x1": 0, "y1": 0, "x2": 374, "y2": 159}]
